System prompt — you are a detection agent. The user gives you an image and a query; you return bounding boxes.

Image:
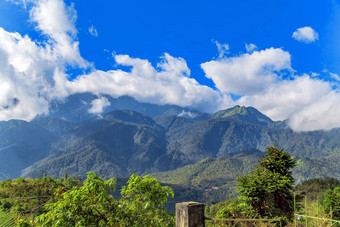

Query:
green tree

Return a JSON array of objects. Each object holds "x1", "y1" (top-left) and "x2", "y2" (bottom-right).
[
  {"x1": 323, "y1": 187, "x2": 340, "y2": 220},
  {"x1": 38, "y1": 172, "x2": 174, "y2": 226},
  {"x1": 237, "y1": 145, "x2": 296, "y2": 219},
  {"x1": 118, "y1": 174, "x2": 174, "y2": 226},
  {"x1": 38, "y1": 172, "x2": 118, "y2": 226},
  {"x1": 215, "y1": 200, "x2": 257, "y2": 219}
]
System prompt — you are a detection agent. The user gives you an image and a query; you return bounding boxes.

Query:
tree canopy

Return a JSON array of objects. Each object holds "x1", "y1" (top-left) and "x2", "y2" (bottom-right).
[
  {"x1": 237, "y1": 145, "x2": 296, "y2": 219},
  {"x1": 323, "y1": 187, "x2": 340, "y2": 220},
  {"x1": 38, "y1": 172, "x2": 174, "y2": 226}
]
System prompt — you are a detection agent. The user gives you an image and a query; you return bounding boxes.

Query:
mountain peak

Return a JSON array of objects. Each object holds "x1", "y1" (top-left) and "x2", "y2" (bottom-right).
[
  {"x1": 212, "y1": 105, "x2": 274, "y2": 126},
  {"x1": 217, "y1": 105, "x2": 248, "y2": 117}
]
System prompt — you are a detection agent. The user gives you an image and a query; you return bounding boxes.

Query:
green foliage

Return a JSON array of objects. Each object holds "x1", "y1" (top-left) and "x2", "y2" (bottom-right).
[
  {"x1": 237, "y1": 145, "x2": 296, "y2": 219},
  {"x1": 215, "y1": 200, "x2": 257, "y2": 219},
  {"x1": 0, "y1": 210, "x2": 13, "y2": 223},
  {"x1": 323, "y1": 187, "x2": 340, "y2": 220},
  {"x1": 293, "y1": 155, "x2": 340, "y2": 185},
  {"x1": 152, "y1": 150, "x2": 262, "y2": 204},
  {"x1": 38, "y1": 172, "x2": 174, "y2": 226},
  {"x1": 0, "y1": 175, "x2": 81, "y2": 223},
  {"x1": 119, "y1": 174, "x2": 174, "y2": 226},
  {"x1": 38, "y1": 172, "x2": 117, "y2": 226},
  {"x1": 295, "y1": 178, "x2": 340, "y2": 200}
]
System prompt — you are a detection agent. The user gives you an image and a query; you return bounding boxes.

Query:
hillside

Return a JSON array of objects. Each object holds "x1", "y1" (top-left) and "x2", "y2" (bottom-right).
[
  {"x1": 152, "y1": 150, "x2": 340, "y2": 204},
  {"x1": 151, "y1": 149, "x2": 263, "y2": 203},
  {"x1": 0, "y1": 94, "x2": 340, "y2": 189},
  {"x1": 47, "y1": 93, "x2": 204, "y2": 122},
  {"x1": 164, "y1": 117, "x2": 340, "y2": 169},
  {"x1": 0, "y1": 120, "x2": 56, "y2": 179},
  {"x1": 22, "y1": 110, "x2": 168, "y2": 179}
]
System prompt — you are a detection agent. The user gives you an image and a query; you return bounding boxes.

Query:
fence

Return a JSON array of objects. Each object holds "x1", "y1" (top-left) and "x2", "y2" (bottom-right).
[
  {"x1": 176, "y1": 200, "x2": 340, "y2": 227},
  {"x1": 293, "y1": 193, "x2": 340, "y2": 227},
  {"x1": 176, "y1": 202, "x2": 282, "y2": 227},
  {"x1": 0, "y1": 218, "x2": 14, "y2": 227},
  {"x1": 205, "y1": 218, "x2": 282, "y2": 226}
]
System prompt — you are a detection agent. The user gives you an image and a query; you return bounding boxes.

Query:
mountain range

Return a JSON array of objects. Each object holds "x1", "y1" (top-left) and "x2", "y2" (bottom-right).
[{"x1": 1, "y1": 93, "x2": 340, "y2": 202}]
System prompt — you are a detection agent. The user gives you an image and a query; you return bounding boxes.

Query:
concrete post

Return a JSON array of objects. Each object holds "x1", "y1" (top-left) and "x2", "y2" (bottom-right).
[{"x1": 176, "y1": 201, "x2": 205, "y2": 227}]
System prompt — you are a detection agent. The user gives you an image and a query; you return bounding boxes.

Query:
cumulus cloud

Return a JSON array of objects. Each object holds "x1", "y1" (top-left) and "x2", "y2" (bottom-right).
[
  {"x1": 0, "y1": 0, "x2": 87, "y2": 121},
  {"x1": 67, "y1": 53, "x2": 231, "y2": 112},
  {"x1": 201, "y1": 45, "x2": 340, "y2": 131},
  {"x1": 235, "y1": 75, "x2": 339, "y2": 131},
  {"x1": 88, "y1": 96, "x2": 110, "y2": 114},
  {"x1": 228, "y1": 69, "x2": 340, "y2": 131},
  {"x1": 288, "y1": 91, "x2": 340, "y2": 131},
  {"x1": 201, "y1": 47, "x2": 292, "y2": 95},
  {"x1": 88, "y1": 25, "x2": 98, "y2": 37},
  {"x1": 30, "y1": 0, "x2": 88, "y2": 67},
  {"x1": 292, "y1": 26, "x2": 319, "y2": 43},
  {"x1": 0, "y1": 0, "x2": 231, "y2": 121},
  {"x1": 0, "y1": 27, "x2": 54, "y2": 120},
  {"x1": 2, "y1": 0, "x2": 340, "y2": 132}
]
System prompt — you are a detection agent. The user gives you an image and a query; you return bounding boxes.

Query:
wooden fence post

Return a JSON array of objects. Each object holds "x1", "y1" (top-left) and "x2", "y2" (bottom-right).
[{"x1": 176, "y1": 202, "x2": 205, "y2": 227}]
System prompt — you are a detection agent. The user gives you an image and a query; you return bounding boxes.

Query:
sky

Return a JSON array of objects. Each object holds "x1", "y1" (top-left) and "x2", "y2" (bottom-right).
[{"x1": 0, "y1": 0, "x2": 340, "y2": 131}]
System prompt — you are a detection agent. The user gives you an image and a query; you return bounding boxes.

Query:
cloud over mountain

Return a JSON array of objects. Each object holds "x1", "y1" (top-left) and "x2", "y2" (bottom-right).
[
  {"x1": 0, "y1": 0, "x2": 231, "y2": 121},
  {"x1": 201, "y1": 48, "x2": 340, "y2": 131},
  {"x1": 0, "y1": 0, "x2": 340, "y2": 131},
  {"x1": 66, "y1": 53, "x2": 230, "y2": 113},
  {"x1": 236, "y1": 75, "x2": 340, "y2": 131}
]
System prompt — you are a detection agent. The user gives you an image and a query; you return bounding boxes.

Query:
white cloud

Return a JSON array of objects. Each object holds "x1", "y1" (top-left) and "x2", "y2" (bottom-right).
[
  {"x1": 201, "y1": 46, "x2": 340, "y2": 131},
  {"x1": 88, "y1": 25, "x2": 98, "y2": 37},
  {"x1": 228, "y1": 69, "x2": 340, "y2": 131},
  {"x1": 245, "y1": 43, "x2": 257, "y2": 52},
  {"x1": 0, "y1": 0, "x2": 87, "y2": 121},
  {"x1": 201, "y1": 47, "x2": 292, "y2": 95},
  {"x1": 292, "y1": 26, "x2": 319, "y2": 43},
  {"x1": 235, "y1": 75, "x2": 336, "y2": 130},
  {"x1": 67, "y1": 53, "x2": 231, "y2": 112},
  {"x1": 0, "y1": 0, "x2": 232, "y2": 121},
  {"x1": 2, "y1": 0, "x2": 340, "y2": 132},
  {"x1": 288, "y1": 91, "x2": 340, "y2": 131},
  {"x1": 212, "y1": 40, "x2": 229, "y2": 58},
  {"x1": 89, "y1": 96, "x2": 110, "y2": 114},
  {"x1": 30, "y1": 0, "x2": 88, "y2": 67},
  {"x1": 310, "y1": 72, "x2": 320, "y2": 77},
  {"x1": 329, "y1": 72, "x2": 340, "y2": 81},
  {"x1": 0, "y1": 27, "x2": 54, "y2": 120},
  {"x1": 177, "y1": 111, "x2": 197, "y2": 118}
]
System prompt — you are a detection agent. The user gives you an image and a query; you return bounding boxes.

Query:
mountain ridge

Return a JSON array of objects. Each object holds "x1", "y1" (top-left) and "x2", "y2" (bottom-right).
[
  {"x1": 213, "y1": 105, "x2": 287, "y2": 128},
  {"x1": 0, "y1": 93, "x2": 340, "y2": 192}
]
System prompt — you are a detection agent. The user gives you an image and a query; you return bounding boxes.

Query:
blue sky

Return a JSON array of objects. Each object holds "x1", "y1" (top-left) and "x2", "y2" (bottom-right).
[
  {"x1": 0, "y1": 0, "x2": 340, "y2": 131},
  {"x1": 68, "y1": 0, "x2": 335, "y2": 79}
]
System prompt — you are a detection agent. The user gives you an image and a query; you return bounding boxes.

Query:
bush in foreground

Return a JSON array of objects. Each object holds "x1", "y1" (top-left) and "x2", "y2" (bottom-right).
[{"x1": 37, "y1": 172, "x2": 174, "y2": 226}]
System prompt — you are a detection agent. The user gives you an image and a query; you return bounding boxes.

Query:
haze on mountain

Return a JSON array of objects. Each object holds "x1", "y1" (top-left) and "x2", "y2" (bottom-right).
[{"x1": 0, "y1": 94, "x2": 339, "y2": 187}]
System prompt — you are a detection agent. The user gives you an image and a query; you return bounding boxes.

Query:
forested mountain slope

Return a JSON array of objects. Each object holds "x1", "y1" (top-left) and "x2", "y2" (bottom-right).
[{"x1": 0, "y1": 93, "x2": 339, "y2": 185}]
